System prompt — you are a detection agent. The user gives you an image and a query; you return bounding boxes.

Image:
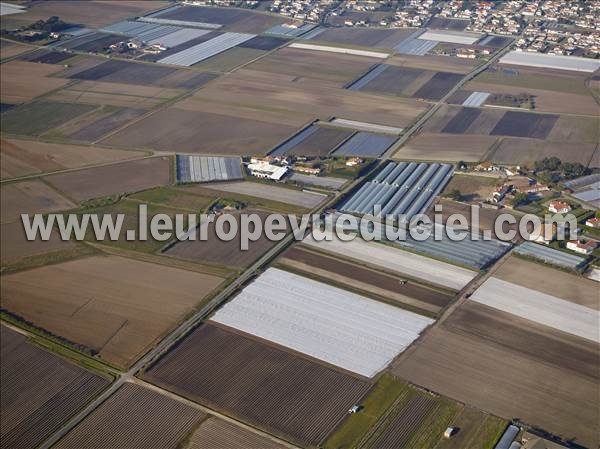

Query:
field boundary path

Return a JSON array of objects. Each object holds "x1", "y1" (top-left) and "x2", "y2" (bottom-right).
[{"x1": 33, "y1": 29, "x2": 519, "y2": 449}]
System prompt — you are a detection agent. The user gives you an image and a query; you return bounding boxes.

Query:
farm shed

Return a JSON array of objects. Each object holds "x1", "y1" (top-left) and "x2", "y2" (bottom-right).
[
  {"x1": 341, "y1": 161, "x2": 454, "y2": 222},
  {"x1": 175, "y1": 155, "x2": 242, "y2": 183},
  {"x1": 494, "y1": 425, "x2": 520, "y2": 449},
  {"x1": 211, "y1": 268, "x2": 434, "y2": 377}
]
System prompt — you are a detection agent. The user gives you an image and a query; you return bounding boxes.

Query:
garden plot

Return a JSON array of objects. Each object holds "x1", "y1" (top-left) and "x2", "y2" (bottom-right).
[
  {"x1": 471, "y1": 277, "x2": 599, "y2": 343},
  {"x1": 302, "y1": 234, "x2": 476, "y2": 290},
  {"x1": 211, "y1": 268, "x2": 434, "y2": 377},
  {"x1": 144, "y1": 323, "x2": 372, "y2": 447},
  {"x1": 175, "y1": 155, "x2": 242, "y2": 183},
  {"x1": 53, "y1": 383, "x2": 204, "y2": 449},
  {"x1": 1, "y1": 325, "x2": 110, "y2": 449}
]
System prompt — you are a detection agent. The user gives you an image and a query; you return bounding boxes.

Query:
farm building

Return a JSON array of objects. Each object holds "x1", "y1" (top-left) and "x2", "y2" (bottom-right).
[
  {"x1": 341, "y1": 161, "x2": 454, "y2": 222},
  {"x1": 247, "y1": 160, "x2": 288, "y2": 181},
  {"x1": 175, "y1": 155, "x2": 243, "y2": 183},
  {"x1": 548, "y1": 200, "x2": 571, "y2": 214},
  {"x1": 566, "y1": 239, "x2": 597, "y2": 255}
]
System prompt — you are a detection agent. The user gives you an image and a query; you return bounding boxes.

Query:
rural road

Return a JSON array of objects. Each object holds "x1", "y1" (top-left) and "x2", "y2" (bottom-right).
[{"x1": 37, "y1": 34, "x2": 518, "y2": 449}]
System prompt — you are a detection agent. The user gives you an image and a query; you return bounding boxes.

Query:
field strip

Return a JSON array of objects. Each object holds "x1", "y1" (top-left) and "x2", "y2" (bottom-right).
[
  {"x1": 288, "y1": 42, "x2": 389, "y2": 59},
  {"x1": 302, "y1": 235, "x2": 476, "y2": 291},
  {"x1": 471, "y1": 277, "x2": 600, "y2": 343},
  {"x1": 129, "y1": 378, "x2": 301, "y2": 449},
  {"x1": 276, "y1": 257, "x2": 441, "y2": 314}
]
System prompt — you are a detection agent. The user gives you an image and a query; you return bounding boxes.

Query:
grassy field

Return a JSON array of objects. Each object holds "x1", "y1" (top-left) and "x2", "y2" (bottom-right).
[
  {"x1": 192, "y1": 47, "x2": 266, "y2": 72},
  {"x1": 324, "y1": 374, "x2": 408, "y2": 449},
  {"x1": 476, "y1": 71, "x2": 591, "y2": 96},
  {"x1": 128, "y1": 187, "x2": 216, "y2": 213}
]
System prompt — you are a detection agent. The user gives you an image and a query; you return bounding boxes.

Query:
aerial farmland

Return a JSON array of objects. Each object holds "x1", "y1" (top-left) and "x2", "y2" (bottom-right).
[{"x1": 1, "y1": 1, "x2": 598, "y2": 449}]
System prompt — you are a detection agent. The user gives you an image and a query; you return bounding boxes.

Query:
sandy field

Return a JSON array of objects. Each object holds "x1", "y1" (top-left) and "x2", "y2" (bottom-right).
[
  {"x1": 0, "y1": 255, "x2": 224, "y2": 368},
  {"x1": 1, "y1": 179, "x2": 75, "y2": 224},
  {"x1": 1, "y1": 60, "x2": 69, "y2": 103},
  {"x1": 45, "y1": 157, "x2": 171, "y2": 202},
  {"x1": 395, "y1": 133, "x2": 497, "y2": 162},
  {"x1": 1, "y1": 138, "x2": 145, "y2": 179}
]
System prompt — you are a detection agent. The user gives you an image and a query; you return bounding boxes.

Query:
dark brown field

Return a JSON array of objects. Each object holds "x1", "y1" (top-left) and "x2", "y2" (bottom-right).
[
  {"x1": 45, "y1": 157, "x2": 171, "y2": 202},
  {"x1": 187, "y1": 417, "x2": 288, "y2": 449},
  {"x1": 392, "y1": 315, "x2": 599, "y2": 448},
  {"x1": 310, "y1": 27, "x2": 412, "y2": 48},
  {"x1": 165, "y1": 210, "x2": 289, "y2": 269},
  {"x1": 413, "y1": 72, "x2": 464, "y2": 101},
  {"x1": 285, "y1": 127, "x2": 353, "y2": 157},
  {"x1": 144, "y1": 323, "x2": 373, "y2": 447},
  {"x1": 1, "y1": 325, "x2": 110, "y2": 449},
  {"x1": 0, "y1": 221, "x2": 75, "y2": 263},
  {"x1": 369, "y1": 396, "x2": 436, "y2": 449},
  {"x1": 279, "y1": 246, "x2": 452, "y2": 314},
  {"x1": 53, "y1": 383, "x2": 204, "y2": 449}
]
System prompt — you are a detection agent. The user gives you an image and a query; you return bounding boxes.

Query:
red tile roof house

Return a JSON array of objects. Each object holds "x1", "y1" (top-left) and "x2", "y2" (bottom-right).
[
  {"x1": 548, "y1": 200, "x2": 571, "y2": 214},
  {"x1": 586, "y1": 217, "x2": 600, "y2": 228},
  {"x1": 566, "y1": 239, "x2": 598, "y2": 255}
]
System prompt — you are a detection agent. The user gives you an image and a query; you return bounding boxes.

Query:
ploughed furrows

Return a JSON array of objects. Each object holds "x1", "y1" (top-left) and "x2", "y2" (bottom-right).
[
  {"x1": 53, "y1": 383, "x2": 204, "y2": 449},
  {"x1": 369, "y1": 395, "x2": 436, "y2": 449},
  {"x1": 144, "y1": 323, "x2": 373, "y2": 447},
  {"x1": 1, "y1": 326, "x2": 110, "y2": 449}
]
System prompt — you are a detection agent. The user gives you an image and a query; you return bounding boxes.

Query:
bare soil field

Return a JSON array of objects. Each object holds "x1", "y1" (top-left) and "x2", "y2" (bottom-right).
[
  {"x1": 442, "y1": 175, "x2": 501, "y2": 202},
  {"x1": 353, "y1": 65, "x2": 428, "y2": 97},
  {"x1": 1, "y1": 179, "x2": 75, "y2": 224},
  {"x1": 1, "y1": 101, "x2": 99, "y2": 137},
  {"x1": 490, "y1": 137, "x2": 597, "y2": 166},
  {"x1": 0, "y1": 40, "x2": 33, "y2": 59},
  {"x1": 45, "y1": 157, "x2": 171, "y2": 202},
  {"x1": 490, "y1": 110, "x2": 558, "y2": 139},
  {"x1": 447, "y1": 301, "x2": 599, "y2": 380},
  {"x1": 156, "y1": 5, "x2": 285, "y2": 33},
  {"x1": 441, "y1": 107, "x2": 483, "y2": 134},
  {"x1": 0, "y1": 255, "x2": 225, "y2": 368},
  {"x1": 192, "y1": 47, "x2": 266, "y2": 73},
  {"x1": 494, "y1": 255, "x2": 599, "y2": 310},
  {"x1": 427, "y1": 17, "x2": 470, "y2": 31},
  {"x1": 187, "y1": 69, "x2": 430, "y2": 128},
  {"x1": 1, "y1": 221, "x2": 75, "y2": 263},
  {"x1": 413, "y1": 72, "x2": 464, "y2": 101},
  {"x1": 392, "y1": 324, "x2": 599, "y2": 448},
  {"x1": 47, "y1": 80, "x2": 185, "y2": 108},
  {"x1": 426, "y1": 199, "x2": 522, "y2": 241},
  {"x1": 246, "y1": 47, "x2": 378, "y2": 85},
  {"x1": 144, "y1": 323, "x2": 373, "y2": 447},
  {"x1": 465, "y1": 81, "x2": 599, "y2": 115},
  {"x1": 68, "y1": 59, "x2": 177, "y2": 86},
  {"x1": 1, "y1": 325, "x2": 110, "y2": 449},
  {"x1": 67, "y1": 107, "x2": 146, "y2": 142},
  {"x1": 102, "y1": 107, "x2": 298, "y2": 155},
  {"x1": 1, "y1": 138, "x2": 145, "y2": 179},
  {"x1": 239, "y1": 35, "x2": 287, "y2": 51},
  {"x1": 0, "y1": 60, "x2": 69, "y2": 104},
  {"x1": 13, "y1": 1, "x2": 169, "y2": 28},
  {"x1": 394, "y1": 133, "x2": 497, "y2": 162},
  {"x1": 279, "y1": 246, "x2": 452, "y2": 314},
  {"x1": 387, "y1": 54, "x2": 477, "y2": 74},
  {"x1": 54, "y1": 383, "x2": 204, "y2": 449},
  {"x1": 165, "y1": 209, "x2": 289, "y2": 269},
  {"x1": 547, "y1": 114, "x2": 599, "y2": 143},
  {"x1": 187, "y1": 417, "x2": 288, "y2": 449},
  {"x1": 311, "y1": 28, "x2": 412, "y2": 49},
  {"x1": 202, "y1": 181, "x2": 326, "y2": 208}
]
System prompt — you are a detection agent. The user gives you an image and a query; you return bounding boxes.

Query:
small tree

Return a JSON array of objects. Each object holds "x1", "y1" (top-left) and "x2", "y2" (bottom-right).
[
  {"x1": 510, "y1": 192, "x2": 529, "y2": 206},
  {"x1": 445, "y1": 189, "x2": 462, "y2": 201}
]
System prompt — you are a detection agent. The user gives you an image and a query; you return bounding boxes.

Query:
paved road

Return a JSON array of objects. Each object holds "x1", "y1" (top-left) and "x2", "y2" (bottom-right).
[{"x1": 37, "y1": 36, "x2": 517, "y2": 449}]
